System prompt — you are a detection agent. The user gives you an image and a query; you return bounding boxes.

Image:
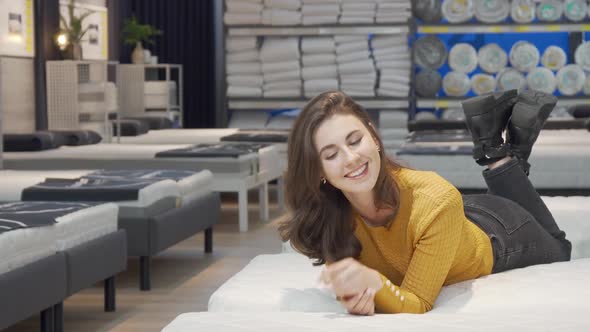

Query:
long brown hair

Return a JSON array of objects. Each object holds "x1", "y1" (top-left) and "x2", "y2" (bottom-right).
[{"x1": 279, "y1": 91, "x2": 404, "y2": 265}]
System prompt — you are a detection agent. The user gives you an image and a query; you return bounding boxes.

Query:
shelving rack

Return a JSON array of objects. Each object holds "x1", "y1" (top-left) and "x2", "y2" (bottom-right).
[
  {"x1": 118, "y1": 64, "x2": 184, "y2": 127},
  {"x1": 46, "y1": 60, "x2": 118, "y2": 141},
  {"x1": 225, "y1": 24, "x2": 412, "y2": 112},
  {"x1": 410, "y1": 20, "x2": 590, "y2": 120}
]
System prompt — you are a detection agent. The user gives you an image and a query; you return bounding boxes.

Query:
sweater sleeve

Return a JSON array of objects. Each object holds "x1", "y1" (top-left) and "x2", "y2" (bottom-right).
[{"x1": 373, "y1": 189, "x2": 464, "y2": 314}]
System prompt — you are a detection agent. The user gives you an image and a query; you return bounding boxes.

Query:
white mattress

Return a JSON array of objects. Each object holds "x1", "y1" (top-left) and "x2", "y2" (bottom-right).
[
  {"x1": 4, "y1": 143, "x2": 279, "y2": 176},
  {"x1": 199, "y1": 254, "x2": 590, "y2": 331},
  {"x1": 0, "y1": 202, "x2": 118, "y2": 275},
  {"x1": 210, "y1": 196, "x2": 590, "y2": 313},
  {"x1": 119, "y1": 129, "x2": 287, "y2": 172},
  {"x1": 119, "y1": 128, "x2": 239, "y2": 145},
  {"x1": 164, "y1": 306, "x2": 590, "y2": 332},
  {"x1": 393, "y1": 144, "x2": 590, "y2": 189},
  {"x1": 0, "y1": 170, "x2": 180, "y2": 209}
]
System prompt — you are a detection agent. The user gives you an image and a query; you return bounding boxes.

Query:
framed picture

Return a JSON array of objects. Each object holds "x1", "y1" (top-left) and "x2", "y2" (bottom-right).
[
  {"x1": 0, "y1": 0, "x2": 34, "y2": 57},
  {"x1": 59, "y1": 0, "x2": 108, "y2": 60}
]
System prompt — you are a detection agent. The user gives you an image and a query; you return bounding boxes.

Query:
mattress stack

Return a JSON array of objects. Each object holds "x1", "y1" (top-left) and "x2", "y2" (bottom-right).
[
  {"x1": 262, "y1": 0, "x2": 302, "y2": 25},
  {"x1": 372, "y1": 34, "x2": 411, "y2": 97},
  {"x1": 375, "y1": 0, "x2": 412, "y2": 23},
  {"x1": 260, "y1": 37, "x2": 302, "y2": 97},
  {"x1": 339, "y1": 0, "x2": 376, "y2": 24},
  {"x1": 226, "y1": 36, "x2": 263, "y2": 98},
  {"x1": 301, "y1": 0, "x2": 340, "y2": 25},
  {"x1": 379, "y1": 109, "x2": 409, "y2": 149},
  {"x1": 302, "y1": 36, "x2": 338, "y2": 98},
  {"x1": 336, "y1": 34, "x2": 376, "y2": 97},
  {"x1": 224, "y1": 0, "x2": 263, "y2": 25},
  {"x1": 78, "y1": 82, "x2": 105, "y2": 114},
  {"x1": 144, "y1": 81, "x2": 178, "y2": 108}
]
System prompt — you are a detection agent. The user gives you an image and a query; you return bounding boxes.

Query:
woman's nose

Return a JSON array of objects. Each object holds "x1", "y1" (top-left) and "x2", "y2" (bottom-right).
[{"x1": 343, "y1": 146, "x2": 360, "y2": 164}]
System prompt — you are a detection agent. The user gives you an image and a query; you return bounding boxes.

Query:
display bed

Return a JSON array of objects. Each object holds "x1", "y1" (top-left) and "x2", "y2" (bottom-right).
[
  {"x1": 0, "y1": 170, "x2": 220, "y2": 290},
  {"x1": 0, "y1": 202, "x2": 125, "y2": 332}
]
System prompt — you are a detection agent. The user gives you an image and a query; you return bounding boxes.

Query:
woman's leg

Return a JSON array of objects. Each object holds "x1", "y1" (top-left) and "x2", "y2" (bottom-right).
[
  {"x1": 464, "y1": 194, "x2": 570, "y2": 274},
  {"x1": 482, "y1": 157, "x2": 571, "y2": 257}
]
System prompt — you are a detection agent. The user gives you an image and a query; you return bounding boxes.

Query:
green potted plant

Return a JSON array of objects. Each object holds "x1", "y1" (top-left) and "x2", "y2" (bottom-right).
[
  {"x1": 122, "y1": 16, "x2": 162, "y2": 64},
  {"x1": 58, "y1": 0, "x2": 94, "y2": 60}
]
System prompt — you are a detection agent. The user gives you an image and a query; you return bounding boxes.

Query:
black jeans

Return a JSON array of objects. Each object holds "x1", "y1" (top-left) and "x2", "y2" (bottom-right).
[{"x1": 463, "y1": 158, "x2": 572, "y2": 274}]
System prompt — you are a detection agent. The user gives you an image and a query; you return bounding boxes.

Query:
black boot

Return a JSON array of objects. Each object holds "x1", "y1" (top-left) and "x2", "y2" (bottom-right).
[
  {"x1": 461, "y1": 89, "x2": 518, "y2": 166},
  {"x1": 506, "y1": 90, "x2": 557, "y2": 175}
]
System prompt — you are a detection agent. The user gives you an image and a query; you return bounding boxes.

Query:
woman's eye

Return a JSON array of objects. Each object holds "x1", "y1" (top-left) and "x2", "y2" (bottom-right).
[
  {"x1": 350, "y1": 137, "x2": 362, "y2": 145},
  {"x1": 326, "y1": 152, "x2": 337, "y2": 160}
]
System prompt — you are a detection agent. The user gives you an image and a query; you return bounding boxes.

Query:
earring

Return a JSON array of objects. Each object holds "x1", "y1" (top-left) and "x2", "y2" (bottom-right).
[
  {"x1": 320, "y1": 177, "x2": 326, "y2": 185},
  {"x1": 376, "y1": 145, "x2": 381, "y2": 152}
]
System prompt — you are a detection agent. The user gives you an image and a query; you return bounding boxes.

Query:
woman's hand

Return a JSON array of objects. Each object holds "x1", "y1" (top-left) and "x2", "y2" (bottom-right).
[
  {"x1": 320, "y1": 258, "x2": 383, "y2": 315},
  {"x1": 341, "y1": 287, "x2": 376, "y2": 316}
]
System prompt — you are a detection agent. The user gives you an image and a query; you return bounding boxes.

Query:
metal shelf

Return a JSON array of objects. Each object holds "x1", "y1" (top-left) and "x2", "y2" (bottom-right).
[
  {"x1": 418, "y1": 23, "x2": 590, "y2": 34},
  {"x1": 228, "y1": 98, "x2": 409, "y2": 109},
  {"x1": 417, "y1": 97, "x2": 590, "y2": 109},
  {"x1": 228, "y1": 24, "x2": 409, "y2": 36}
]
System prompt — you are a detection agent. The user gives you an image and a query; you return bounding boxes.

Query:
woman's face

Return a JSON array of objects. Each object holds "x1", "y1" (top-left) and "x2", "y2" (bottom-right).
[{"x1": 314, "y1": 113, "x2": 381, "y2": 195}]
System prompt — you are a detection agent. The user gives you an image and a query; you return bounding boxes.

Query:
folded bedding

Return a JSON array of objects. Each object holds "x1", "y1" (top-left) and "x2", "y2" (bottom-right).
[
  {"x1": 124, "y1": 116, "x2": 174, "y2": 130},
  {"x1": 21, "y1": 177, "x2": 168, "y2": 202},
  {"x1": 302, "y1": 54, "x2": 336, "y2": 67},
  {"x1": 3, "y1": 132, "x2": 66, "y2": 152},
  {"x1": 302, "y1": 15, "x2": 338, "y2": 25},
  {"x1": 264, "y1": 0, "x2": 301, "y2": 10},
  {"x1": 0, "y1": 201, "x2": 97, "y2": 234},
  {"x1": 301, "y1": 37, "x2": 336, "y2": 54},
  {"x1": 48, "y1": 130, "x2": 102, "y2": 146},
  {"x1": 112, "y1": 119, "x2": 150, "y2": 136}
]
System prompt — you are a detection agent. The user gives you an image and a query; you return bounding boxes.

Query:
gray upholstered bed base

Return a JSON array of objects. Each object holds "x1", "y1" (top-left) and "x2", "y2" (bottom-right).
[
  {"x1": 121, "y1": 192, "x2": 221, "y2": 291},
  {"x1": 0, "y1": 231, "x2": 128, "y2": 332},
  {"x1": 0, "y1": 253, "x2": 66, "y2": 332}
]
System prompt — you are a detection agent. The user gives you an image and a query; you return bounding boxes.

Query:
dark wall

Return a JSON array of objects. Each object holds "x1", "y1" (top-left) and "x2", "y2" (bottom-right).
[
  {"x1": 34, "y1": 0, "x2": 61, "y2": 130},
  {"x1": 118, "y1": 0, "x2": 225, "y2": 128}
]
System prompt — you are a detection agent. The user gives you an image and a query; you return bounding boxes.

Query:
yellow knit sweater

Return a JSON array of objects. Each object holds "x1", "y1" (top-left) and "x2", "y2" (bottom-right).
[{"x1": 354, "y1": 167, "x2": 494, "y2": 314}]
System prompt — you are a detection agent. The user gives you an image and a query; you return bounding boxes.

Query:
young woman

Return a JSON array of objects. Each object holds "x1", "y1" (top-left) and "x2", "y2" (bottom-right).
[{"x1": 279, "y1": 90, "x2": 571, "y2": 315}]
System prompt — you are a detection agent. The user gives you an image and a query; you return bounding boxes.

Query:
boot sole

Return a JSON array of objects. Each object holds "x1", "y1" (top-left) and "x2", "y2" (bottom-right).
[
  {"x1": 461, "y1": 90, "x2": 517, "y2": 117},
  {"x1": 511, "y1": 90, "x2": 557, "y2": 128}
]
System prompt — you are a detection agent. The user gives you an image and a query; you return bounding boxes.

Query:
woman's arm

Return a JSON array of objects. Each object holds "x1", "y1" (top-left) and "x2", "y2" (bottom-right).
[
  {"x1": 374, "y1": 189, "x2": 464, "y2": 313},
  {"x1": 324, "y1": 189, "x2": 465, "y2": 314}
]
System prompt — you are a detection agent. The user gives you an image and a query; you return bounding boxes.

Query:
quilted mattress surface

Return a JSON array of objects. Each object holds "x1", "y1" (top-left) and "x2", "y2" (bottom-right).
[
  {"x1": 201, "y1": 254, "x2": 590, "y2": 331},
  {"x1": 0, "y1": 202, "x2": 118, "y2": 275},
  {"x1": 164, "y1": 309, "x2": 590, "y2": 332}
]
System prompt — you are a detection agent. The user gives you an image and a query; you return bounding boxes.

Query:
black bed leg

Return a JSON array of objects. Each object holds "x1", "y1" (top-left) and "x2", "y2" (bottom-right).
[
  {"x1": 104, "y1": 276, "x2": 116, "y2": 312},
  {"x1": 140, "y1": 256, "x2": 151, "y2": 291},
  {"x1": 53, "y1": 303, "x2": 63, "y2": 332},
  {"x1": 40, "y1": 306, "x2": 54, "y2": 332},
  {"x1": 205, "y1": 227, "x2": 213, "y2": 253}
]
